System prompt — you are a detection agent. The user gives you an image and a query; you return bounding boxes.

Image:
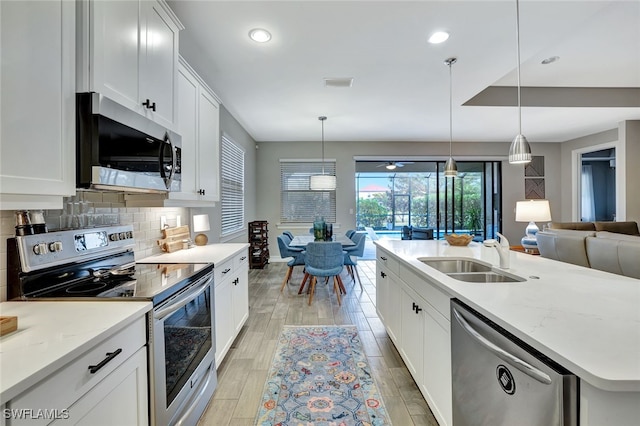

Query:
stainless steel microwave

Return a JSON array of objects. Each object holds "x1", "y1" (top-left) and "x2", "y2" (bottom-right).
[{"x1": 76, "y1": 92, "x2": 181, "y2": 193}]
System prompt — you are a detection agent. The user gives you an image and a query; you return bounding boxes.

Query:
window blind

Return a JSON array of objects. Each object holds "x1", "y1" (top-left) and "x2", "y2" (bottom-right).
[
  {"x1": 221, "y1": 136, "x2": 244, "y2": 235},
  {"x1": 280, "y1": 161, "x2": 336, "y2": 223}
]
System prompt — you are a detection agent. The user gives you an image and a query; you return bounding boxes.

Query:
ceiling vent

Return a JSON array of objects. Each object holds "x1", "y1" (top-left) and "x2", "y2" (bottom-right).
[{"x1": 324, "y1": 78, "x2": 354, "y2": 88}]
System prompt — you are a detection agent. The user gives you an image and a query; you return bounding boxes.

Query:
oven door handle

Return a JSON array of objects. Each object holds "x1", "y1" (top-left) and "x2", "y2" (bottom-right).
[{"x1": 154, "y1": 274, "x2": 213, "y2": 320}]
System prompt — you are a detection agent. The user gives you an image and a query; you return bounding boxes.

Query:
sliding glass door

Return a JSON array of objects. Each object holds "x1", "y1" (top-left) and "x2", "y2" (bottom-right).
[{"x1": 355, "y1": 161, "x2": 502, "y2": 240}]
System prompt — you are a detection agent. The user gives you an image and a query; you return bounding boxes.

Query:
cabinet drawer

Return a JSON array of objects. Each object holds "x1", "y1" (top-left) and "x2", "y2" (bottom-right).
[
  {"x1": 234, "y1": 251, "x2": 249, "y2": 269},
  {"x1": 401, "y1": 268, "x2": 451, "y2": 320},
  {"x1": 214, "y1": 258, "x2": 234, "y2": 285},
  {"x1": 9, "y1": 317, "x2": 146, "y2": 425},
  {"x1": 377, "y1": 249, "x2": 400, "y2": 275}
]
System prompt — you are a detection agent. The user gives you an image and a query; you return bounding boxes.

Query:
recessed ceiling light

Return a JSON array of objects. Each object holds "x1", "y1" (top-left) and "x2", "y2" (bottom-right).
[
  {"x1": 249, "y1": 28, "x2": 271, "y2": 43},
  {"x1": 541, "y1": 56, "x2": 560, "y2": 65},
  {"x1": 428, "y1": 31, "x2": 449, "y2": 44}
]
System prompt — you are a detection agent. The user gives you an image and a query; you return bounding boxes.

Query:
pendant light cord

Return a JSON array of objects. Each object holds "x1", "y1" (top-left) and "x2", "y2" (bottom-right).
[
  {"x1": 319, "y1": 116, "x2": 327, "y2": 175},
  {"x1": 448, "y1": 60, "x2": 453, "y2": 157},
  {"x1": 516, "y1": 0, "x2": 522, "y2": 135}
]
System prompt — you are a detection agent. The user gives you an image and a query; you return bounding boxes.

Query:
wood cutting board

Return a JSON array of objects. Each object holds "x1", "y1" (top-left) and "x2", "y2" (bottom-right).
[
  {"x1": 157, "y1": 225, "x2": 191, "y2": 253},
  {"x1": 0, "y1": 316, "x2": 18, "y2": 336}
]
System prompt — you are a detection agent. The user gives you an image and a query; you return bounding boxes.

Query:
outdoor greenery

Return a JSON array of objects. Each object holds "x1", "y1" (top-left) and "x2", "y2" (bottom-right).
[{"x1": 356, "y1": 171, "x2": 484, "y2": 236}]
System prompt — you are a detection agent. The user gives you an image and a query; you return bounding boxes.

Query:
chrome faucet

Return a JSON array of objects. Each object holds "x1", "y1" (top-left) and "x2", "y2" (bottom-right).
[{"x1": 483, "y1": 232, "x2": 510, "y2": 269}]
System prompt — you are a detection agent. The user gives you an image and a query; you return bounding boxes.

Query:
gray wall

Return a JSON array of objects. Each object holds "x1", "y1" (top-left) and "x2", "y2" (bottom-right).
[{"x1": 256, "y1": 140, "x2": 562, "y2": 245}]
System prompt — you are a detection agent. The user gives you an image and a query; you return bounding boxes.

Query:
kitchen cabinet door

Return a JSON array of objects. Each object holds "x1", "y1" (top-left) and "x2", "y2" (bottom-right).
[
  {"x1": 214, "y1": 276, "x2": 234, "y2": 367},
  {"x1": 400, "y1": 282, "x2": 425, "y2": 382},
  {"x1": 84, "y1": 0, "x2": 182, "y2": 130},
  {"x1": 422, "y1": 303, "x2": 452, "y2": 426},
  {"x1": 232, "y1": 256, "x2": 249, "y2": 335},
  {"x1": 0, "y1": 0, "x2": 75, "y2": 209},
  {"x1": 167, "y1": 58, "x2": 221, "y2": 206}
]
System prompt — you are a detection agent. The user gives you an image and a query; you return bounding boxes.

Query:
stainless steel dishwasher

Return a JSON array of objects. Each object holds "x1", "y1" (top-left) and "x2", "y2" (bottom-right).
[{"x1": 451, "y1": 299, "x2": 578, "y2": 426}]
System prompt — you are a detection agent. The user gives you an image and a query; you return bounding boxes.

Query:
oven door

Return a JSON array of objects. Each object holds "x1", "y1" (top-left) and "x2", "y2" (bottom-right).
[{"x1": 150, "y1": 272, "x2": 217, "y2": 426}]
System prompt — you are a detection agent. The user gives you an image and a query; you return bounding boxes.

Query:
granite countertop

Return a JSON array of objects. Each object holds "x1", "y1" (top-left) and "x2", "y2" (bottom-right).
[
  {"x1": 0, "y1": 301, "x2": 152, "y2": 402},
  {"x1": 137, "y1": 243, "x2": 249, "y2": 265},
  {"x1": 374, "y1": 239, "x2": 640, "y2": 392}
]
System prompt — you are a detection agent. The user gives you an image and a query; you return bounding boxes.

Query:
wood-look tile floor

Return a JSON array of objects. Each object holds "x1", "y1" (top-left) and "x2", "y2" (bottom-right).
[{"x1": 197, "y1": 261, "x2": 439, "y2": 426}]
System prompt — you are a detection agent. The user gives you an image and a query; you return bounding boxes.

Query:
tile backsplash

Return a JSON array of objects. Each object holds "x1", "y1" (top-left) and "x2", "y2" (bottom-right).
[{"x1": 1, "y1": 191, "x2": 189, "y2": 301}]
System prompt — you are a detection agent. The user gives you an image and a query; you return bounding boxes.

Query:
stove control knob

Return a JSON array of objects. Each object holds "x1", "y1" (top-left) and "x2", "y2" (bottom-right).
[
  {"x1": 33, "y1": 243, "x2": 48, "y2": 255},
  {"x1": 119, "y1": 232, "x2": 126, "y2": 240},
  {"x1": 48, "y1": 241, "x2": 63, "y2": 252},
  {"x1": 109, "y1": 233, "x2": 119, "y2": 241}
]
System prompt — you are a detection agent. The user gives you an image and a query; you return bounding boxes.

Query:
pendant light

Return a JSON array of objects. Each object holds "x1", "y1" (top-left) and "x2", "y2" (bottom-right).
[
  {"x1": 444, "y1": 57, "x2": 458, "y2": 177},
  {"x1": 310, "y1": 116, "x2": 336, "y2": 190},
  {"x1": 508, "y1": 0, "x2": 532, "y2": 164}
]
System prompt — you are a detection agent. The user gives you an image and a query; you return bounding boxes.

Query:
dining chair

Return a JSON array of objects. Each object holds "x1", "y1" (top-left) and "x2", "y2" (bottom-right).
[
  {"x1": 343, "y1": 232, "x2": 366, "y2": 290},
  {"x1": 345, "y1": 229, "x2": 356, "y2": 239},
  {"x1": 283, "y1": 231, "x2": 294, "y2": 240},
  {"x1": 300, "y1": 242, "x2": 345, "y2": 305},
  {"x1": 277, "y1": 235, "x2": 305, "y2": 292}
]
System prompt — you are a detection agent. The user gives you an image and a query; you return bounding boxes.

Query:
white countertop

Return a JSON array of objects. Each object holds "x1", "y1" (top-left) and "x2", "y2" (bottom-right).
[
  {"x1": 137, "y1": 243, "x2": 249, "y2": 265},
  {"x1": 0, "y1": 301, "x2": 152, "y2": 402},
  {"x1": 375, "y1": 239, "x2": 640, "y2": 392}
]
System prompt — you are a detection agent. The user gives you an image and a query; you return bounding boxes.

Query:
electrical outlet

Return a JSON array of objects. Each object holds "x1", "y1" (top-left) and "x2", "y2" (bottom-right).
[
  {"x1": 176, "y1": 215, "x2": 181, "y2": 227},
  {"x1": 160, "y1": 216, "x2": 167, "y2": 230}
]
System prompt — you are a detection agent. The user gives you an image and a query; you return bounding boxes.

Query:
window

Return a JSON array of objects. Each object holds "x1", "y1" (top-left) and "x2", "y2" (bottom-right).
[
  {"x1": 221, "y1": 135, "x2": 244, "y2": 236},
  {"x1": 280, "y1": 160, "x2": 336, "y2": 223}
]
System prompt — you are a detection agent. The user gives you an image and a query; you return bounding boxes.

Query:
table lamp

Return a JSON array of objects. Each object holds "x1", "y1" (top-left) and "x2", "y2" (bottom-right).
[
  {"x1": 193, "y1": 214, "x2": 210, "y2": 246},
  {"x1": 515, "y1": 200, "x2": 551, "y2": 251}
]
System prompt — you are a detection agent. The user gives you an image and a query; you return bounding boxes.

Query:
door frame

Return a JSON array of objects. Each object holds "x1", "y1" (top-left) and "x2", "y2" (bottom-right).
[{"x1": 571, "y1": 141, "x2": 625, "y2": 221}]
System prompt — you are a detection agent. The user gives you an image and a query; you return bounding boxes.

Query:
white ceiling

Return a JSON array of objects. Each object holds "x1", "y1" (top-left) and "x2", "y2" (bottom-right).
[{"x1": 169, "y1": 0, "x2": 640, "y2": 144}]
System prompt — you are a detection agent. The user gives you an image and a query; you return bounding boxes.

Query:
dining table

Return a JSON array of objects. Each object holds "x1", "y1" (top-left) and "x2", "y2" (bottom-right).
[{"x1": 289, "y1": 235, "x2": 355, "y2": 248}]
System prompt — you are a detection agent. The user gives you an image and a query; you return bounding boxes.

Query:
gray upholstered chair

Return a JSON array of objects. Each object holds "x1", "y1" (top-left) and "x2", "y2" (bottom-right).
[
  {"x1": 343, "y1": 233, "x2": 366, "y2": 290},
  {"x1": 282, "y1": 231, "x2": 295, "y2": 240},
  {"x1": 345, "y1": 229, "x2": 356, "y2": 239},
  {"x1": 277, "y1": 235, "x2": 305, "y2": 292},
  {"x1": 300, "y1": 242, "x2": 345, "y2": 305}
]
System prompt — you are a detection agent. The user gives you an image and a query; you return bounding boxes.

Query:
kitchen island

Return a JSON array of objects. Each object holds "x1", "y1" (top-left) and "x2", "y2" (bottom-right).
[{"x1": 374, "y1": 239, "x2": 640, "y2": 426}]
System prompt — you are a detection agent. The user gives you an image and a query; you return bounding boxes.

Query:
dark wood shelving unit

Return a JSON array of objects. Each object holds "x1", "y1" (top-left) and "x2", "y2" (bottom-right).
[{"x1": 248, "y1": 221, "x2": 269, "y2": 269}]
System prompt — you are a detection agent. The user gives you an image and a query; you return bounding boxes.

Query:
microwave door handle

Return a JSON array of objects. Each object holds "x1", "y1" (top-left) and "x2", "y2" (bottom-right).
[
  {"x1": 452, "y1": 308, "x2": 552, "y2": 385},
  {"x1": 159, "y1": 132, "x2": 176, "y2": 189}
]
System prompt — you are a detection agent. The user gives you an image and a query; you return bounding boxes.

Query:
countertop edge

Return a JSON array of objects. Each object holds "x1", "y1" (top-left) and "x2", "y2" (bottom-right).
[{"x1": 0, "y1": 301, "x2": 152, "y2": 403}]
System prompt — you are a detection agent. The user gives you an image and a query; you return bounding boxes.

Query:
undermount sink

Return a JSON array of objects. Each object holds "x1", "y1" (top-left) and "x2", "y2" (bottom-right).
[
  {"x1": 447, "y1": 272, "x2": 525, "y2": 283},
  {"x1": 419, "y1": 258, "x2": 492, "y2": 273},
  {"x1": 419, "y1": 257, "x2": 525, "y2": 283}
]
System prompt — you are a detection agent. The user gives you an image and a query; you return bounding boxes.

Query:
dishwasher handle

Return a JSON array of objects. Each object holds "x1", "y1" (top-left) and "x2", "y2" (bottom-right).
[{"x1": 453, "y1": 308, "x2": 552, "y2": 385}]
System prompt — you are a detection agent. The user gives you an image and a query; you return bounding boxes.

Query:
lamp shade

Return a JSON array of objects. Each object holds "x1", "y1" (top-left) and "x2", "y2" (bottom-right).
[
  {"x1": 509, "y1": 134, "x2": 532, "y2": 164},
  {"x1": 192, "y1": 214, "x2": 210, "y2": 232},
  {"x1": 515, "y1": 200, "x2": 551, "y2": 222},
  {"x1": 310, "y1": 174, "x2": 336, "y2": 191}
]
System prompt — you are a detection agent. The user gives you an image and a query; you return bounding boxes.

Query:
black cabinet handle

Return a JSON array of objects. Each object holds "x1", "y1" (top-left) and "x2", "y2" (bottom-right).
[
  {"x1": 380, "y1": 256, "x2": 387, "y2": 261},
  {"x1": 380, "y1": 271, "x2": 387, "y2": 278},
  {"x1": 142, "y1": 99, "x2": 156, "y2": 111},
  {"x1": 240, "y1": 256, "x2": 247, "y2": 261},
  {"x1": 412, "y1": 302, "x2": 422, "y2": 314},
  {"x1": 88, "y1": 348, "x2": 122, "y2": 374},
  {"x1": 222, "y1": 268, "x2": 231, "y2": 275},
  {"x1": 198, "y1": 189, "x2": 206, "y2": 195},
  {"x1": 233, "y1": 278, "x2": 239, "y2": 285}
]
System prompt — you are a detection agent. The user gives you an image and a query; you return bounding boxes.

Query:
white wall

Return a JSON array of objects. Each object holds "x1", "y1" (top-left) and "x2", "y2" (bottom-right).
[{"x1": 256, "y1": 140, "x2": 562, "y2": 246}]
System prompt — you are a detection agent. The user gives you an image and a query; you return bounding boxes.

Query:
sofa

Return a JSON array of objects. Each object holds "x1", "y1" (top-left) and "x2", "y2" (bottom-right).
[
  {"x1": 401, "y1": 226, "x2": 434, "y2": 240},
  {"x1": 536, "y1": 222, "x2": 640, "y2": 279}
]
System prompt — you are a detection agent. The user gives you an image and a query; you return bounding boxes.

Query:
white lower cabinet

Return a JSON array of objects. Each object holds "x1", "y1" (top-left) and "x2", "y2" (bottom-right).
[
  {"x1": 7, "y1": 317, "x2": 148, "y2": 426},
  {"x1": 376, "y1": 248, "x2": 453, "y2": 426},
  {"x1": 214, "y1": 250, "x2": 249, "y2": 366}
]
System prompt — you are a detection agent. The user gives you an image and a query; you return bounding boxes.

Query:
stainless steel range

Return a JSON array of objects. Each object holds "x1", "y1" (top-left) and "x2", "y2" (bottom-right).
[{"x1": 7, "y1": 225, "x2": 217, "y2": 426}]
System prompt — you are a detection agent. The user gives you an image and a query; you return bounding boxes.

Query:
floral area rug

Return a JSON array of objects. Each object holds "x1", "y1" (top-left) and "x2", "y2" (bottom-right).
[{"x1": 255, "y1": 325, "x2": 391, "y2": 425}]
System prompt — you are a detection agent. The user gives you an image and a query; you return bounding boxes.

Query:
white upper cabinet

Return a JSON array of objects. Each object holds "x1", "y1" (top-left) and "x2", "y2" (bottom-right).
[
  {"x1": 168, "y1": 58, "x2": 220, "y2": 205},
  {"x1": 0, "y1": 0, "x2": 76, "y2": 209},
  {"x1": 80, "y1": 0, "x2": 183, "y2": 130}
]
